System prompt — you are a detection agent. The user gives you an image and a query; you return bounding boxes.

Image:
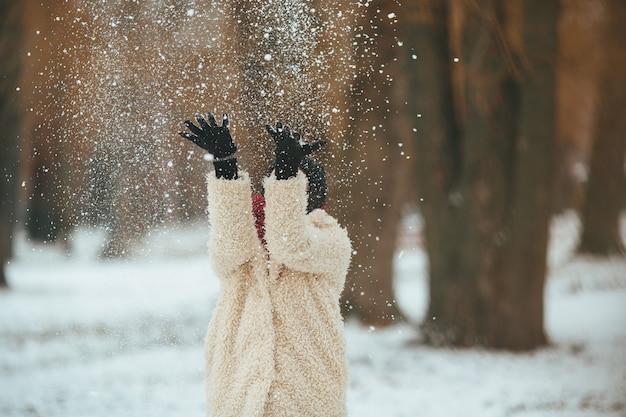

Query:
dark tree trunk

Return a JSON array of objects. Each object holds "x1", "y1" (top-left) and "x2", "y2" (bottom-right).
[
  {"x1": 406, "y1": 1, "x2": 463, "y2": 342},
  {"x1": 340, "y1": 0, "x2": 405, "y2": 325},
  {"x1": 20, "y1": 1, "x2": 70, "y2": 246},
  {"x1": 553, "y1": 0, "x2": 604, "y2": 214},
  {"x1": 440, "y1": 0, "x2": 523, "y2": 348},
  {"x1": 578, "y1": 0, "x2": 626, "y2": 255},
  {"x1": 492, "y1": 0, "x2": 558, "y2": 349},
  {"x1": 0, "y1": 0, "x2": 24, "y2": 288},
  {"x1": 409, "y1": 0, "x2": 558, "y2": 350}
]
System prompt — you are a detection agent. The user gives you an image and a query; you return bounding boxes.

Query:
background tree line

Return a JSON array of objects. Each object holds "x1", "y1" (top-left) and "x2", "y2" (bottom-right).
[{"x1": 1, "y1": 0, "x2": 624, "y2": 351}]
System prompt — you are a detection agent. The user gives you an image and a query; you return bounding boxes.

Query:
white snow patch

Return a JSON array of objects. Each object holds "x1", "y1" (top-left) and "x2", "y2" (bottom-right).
[{"x1": 1, "y1": 213, "x2": 625, "y2": 416}]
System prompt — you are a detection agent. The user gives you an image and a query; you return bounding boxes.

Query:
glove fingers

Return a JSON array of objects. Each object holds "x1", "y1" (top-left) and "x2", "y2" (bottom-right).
[
  {"x1": 302, "y1": 140, "x2": 326, "y2": 155},
  {"x1": 266, "y1": 124, "x2": 279, "y2": 139},
  {"x1": 178, "y1": 131, "x2": 201, "y2": 146},
  {"x1": 195, "y1": 114, "x2": 210, "y2": 131},
  {"x1": 207, "y1": 112, "x2": 219, "y2": 127},
  {"x1": 222, "y1": 113, "x2": 229, "y2": 129},
  {"x1": 185, "y1": 120, "x2": 204, "y2": 136},
  {"x1": 283, "y1": 125, "x2": 291, "y2": 138}
]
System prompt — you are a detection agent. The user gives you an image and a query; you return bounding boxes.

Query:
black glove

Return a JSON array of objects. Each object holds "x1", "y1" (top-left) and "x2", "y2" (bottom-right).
[
  {"x1": 179, "y1": 113, "x2": 238, "y2": 179},
  {"x1": 265, "y1": 122, "x2": 326, "y2": 180}
]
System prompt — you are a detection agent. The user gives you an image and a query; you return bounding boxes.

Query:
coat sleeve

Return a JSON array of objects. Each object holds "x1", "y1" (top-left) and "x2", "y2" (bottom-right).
[
  {"x1": 206, "y1": 170, "x2": 259, "y2": 278},
  {"x1": 263, "y1": 172, "x2": 352, "y2": 280}
]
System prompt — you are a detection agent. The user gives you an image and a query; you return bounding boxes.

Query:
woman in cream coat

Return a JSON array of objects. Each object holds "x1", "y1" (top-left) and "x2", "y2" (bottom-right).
[{"x1": 179, "y1": 112, "x2": 352, "y2": 417}]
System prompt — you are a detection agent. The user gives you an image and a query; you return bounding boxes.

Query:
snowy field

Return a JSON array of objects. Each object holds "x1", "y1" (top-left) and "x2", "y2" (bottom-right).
[{"x1": 1, "y1": 212, "x2": 625, "y2": 417}]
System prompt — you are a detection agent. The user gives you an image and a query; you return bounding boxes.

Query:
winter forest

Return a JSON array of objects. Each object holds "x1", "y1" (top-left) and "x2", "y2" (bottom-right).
[{"x1": 1, "y1": 0, "x2": 625, "y2": 416}]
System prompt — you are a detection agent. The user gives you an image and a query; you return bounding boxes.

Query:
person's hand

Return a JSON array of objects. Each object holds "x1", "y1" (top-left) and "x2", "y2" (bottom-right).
[
  {"x1": 178, "y1": 112, "x2": 236, "y2": 159},
  {"x1": 265, "y1": 122, "x2": 325, "y2": 180},
  {"x1": 178, "y1": 112, "x2": 238, "y2": 179}
]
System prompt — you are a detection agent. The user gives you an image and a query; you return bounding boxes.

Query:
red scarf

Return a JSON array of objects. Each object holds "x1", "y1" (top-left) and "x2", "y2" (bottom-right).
[
  {"x1": 252, "y1": 193, "x2": 267, "y2": 246},
  {"x1": 251, "y1": 193, "x2": 327, "y2": 247}
]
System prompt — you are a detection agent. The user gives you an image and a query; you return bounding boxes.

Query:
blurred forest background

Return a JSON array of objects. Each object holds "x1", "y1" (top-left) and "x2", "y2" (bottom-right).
[{"x1": 1, "y1": 0, "x2": 624, "y2": 351}]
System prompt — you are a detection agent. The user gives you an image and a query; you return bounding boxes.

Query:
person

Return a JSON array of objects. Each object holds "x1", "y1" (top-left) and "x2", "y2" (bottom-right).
[{"x1": 178, "y1": 112, "x2": 352, "y2": 417}]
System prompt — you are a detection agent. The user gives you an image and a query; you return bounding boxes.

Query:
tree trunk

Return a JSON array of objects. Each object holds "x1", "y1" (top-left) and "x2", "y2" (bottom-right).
[
  {"x1": 19, "y1": 1, "x2": 72, "y2": 247},
  {"x1": 492, "y1": 0, "x2": 558, "y2": 349},
  {"x1": 340, "y1": 0, "x2": 406, "y2": 325},
  {"x1": 0, "y1": 0, "x2": 24, "y2": 288},
  {"x1": 409, "y1": 0, "x2": 558, "y2": 349},
  {"x1": 441, "y1": 0, "x2": 523, "y2": 348},
  {"x1": 406, "y1": 1, "x2": 463, "y2": 342},
  {"x1": 553, "y1": 0, "x2": 603, "y2": 214},
  {"x1": 578, "y1": 0, "x2": 626, "y2": 255}
]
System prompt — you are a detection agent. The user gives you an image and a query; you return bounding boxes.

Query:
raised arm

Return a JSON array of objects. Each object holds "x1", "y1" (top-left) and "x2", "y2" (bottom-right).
[
  {"x1": 263, "y1": 172, "x2": 351, "y2": 280},
  {"x1": 178, "y1": 112, "x2": 258, "y2": 277},
  {"x1": 263, "y1": 121, "x2": 351, "y2": 280},
  {"x1": 206, "y1": 171, "x2": 259, "y2": 277}
]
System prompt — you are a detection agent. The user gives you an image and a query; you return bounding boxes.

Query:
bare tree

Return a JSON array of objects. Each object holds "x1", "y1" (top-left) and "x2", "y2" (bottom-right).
[
  {"x1": 407, "y1": 0, "x2": 559, "y2": 349},
  {"x1": 578, "y1": 0, "x2": 626, "y2": 255},
  {"x1": 0, "y1": 0, "x2": 24, "y2": 287}
]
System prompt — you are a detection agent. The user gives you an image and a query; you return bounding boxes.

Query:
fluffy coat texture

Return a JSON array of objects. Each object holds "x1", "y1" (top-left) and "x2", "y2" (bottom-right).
[{"x1": 204, "y1": 170, "x2": 352, "y2": 417}]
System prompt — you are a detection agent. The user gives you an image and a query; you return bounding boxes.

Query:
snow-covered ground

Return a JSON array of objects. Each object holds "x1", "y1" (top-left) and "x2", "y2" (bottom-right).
[{"x1": 1, "y1": 213, "x2": 625, "y2": 417}]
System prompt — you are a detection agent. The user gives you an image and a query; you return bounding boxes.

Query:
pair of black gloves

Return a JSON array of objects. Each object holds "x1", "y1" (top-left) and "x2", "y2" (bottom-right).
[{"x1": 178, "y1": 113, "x2": 325, "y2": 180}]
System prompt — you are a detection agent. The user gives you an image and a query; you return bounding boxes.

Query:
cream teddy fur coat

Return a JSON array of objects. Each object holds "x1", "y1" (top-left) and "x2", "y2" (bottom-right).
[{"x1": 204, "y1": 170, "x2": 352, "y2": 417}]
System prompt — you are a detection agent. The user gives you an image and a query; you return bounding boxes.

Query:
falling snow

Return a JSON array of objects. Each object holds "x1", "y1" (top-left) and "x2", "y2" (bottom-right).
[{"x1": 23, "y1": 0, "x2": 369, "y2": 249}]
